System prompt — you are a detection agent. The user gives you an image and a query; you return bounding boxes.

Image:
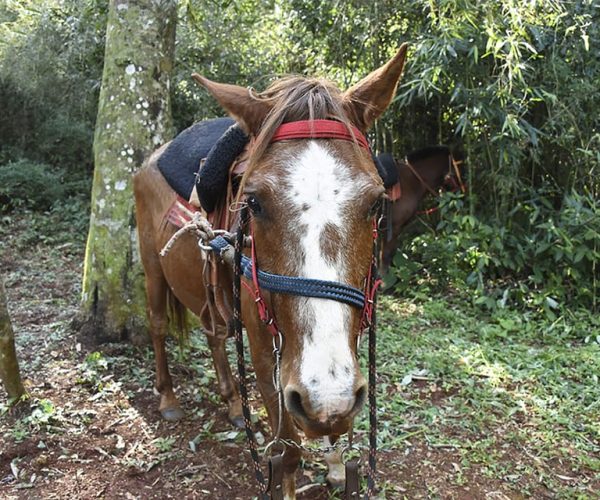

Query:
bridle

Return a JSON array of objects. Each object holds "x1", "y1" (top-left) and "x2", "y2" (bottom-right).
[{"x1": 206, "y1": 119, "x2": 383, "y2": 499}]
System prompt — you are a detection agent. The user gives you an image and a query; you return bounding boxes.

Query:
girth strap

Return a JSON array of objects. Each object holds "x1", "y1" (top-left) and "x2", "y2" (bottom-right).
[{"x1": 208, "y1": 236, "x2": 366, "y2": 309}]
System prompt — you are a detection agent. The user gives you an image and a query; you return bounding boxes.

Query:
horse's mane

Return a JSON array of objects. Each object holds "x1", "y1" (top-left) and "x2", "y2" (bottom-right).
[
  {"x1": 241, "y1": 76, "x2": 356, "y2": 186},
  {"x1": 406, "y1": 145, "x2": 450, "y2": 164}
]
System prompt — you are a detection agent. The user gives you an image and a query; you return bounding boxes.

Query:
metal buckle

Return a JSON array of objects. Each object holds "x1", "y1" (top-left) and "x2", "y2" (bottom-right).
[{"x1": 197, "y1": 229, "x2": 229, "y2": 251}]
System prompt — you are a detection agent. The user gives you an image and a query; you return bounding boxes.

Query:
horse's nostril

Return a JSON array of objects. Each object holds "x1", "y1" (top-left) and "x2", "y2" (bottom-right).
[
  {"x1": 351, "y1": 384, "x2": 367, "y2": 415},
  {"x1": 284, "y1": 386, "x2": 310, "y2": 421}
]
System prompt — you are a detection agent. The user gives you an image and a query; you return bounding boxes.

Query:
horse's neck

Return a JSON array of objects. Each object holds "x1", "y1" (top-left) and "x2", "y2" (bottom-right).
[
  {"x1": 404, "y1": 156, "x2": 448, "y2": 193},
  {"x1": 398, "y1": 164, "x2": 429, "y2": 201}
]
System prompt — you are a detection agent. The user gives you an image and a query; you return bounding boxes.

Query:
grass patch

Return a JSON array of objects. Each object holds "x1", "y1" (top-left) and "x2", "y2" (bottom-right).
[{"x1": 353, "y1": 294, "x2": 600, "y2": 496}]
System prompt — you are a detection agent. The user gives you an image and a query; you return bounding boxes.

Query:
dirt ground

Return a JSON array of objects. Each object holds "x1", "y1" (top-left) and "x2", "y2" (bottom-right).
[{"x1": 0, "y1": 219, "x2": 596, "y2": 499}]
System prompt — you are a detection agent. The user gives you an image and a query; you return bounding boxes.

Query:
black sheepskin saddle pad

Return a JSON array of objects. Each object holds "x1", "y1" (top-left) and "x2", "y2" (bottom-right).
[
  {"x1": 373, "y1": 152, "x2": 399, "y2": 188},
  {"x1": 157, "y1": 117, "x2": 249, "y2": 212}
]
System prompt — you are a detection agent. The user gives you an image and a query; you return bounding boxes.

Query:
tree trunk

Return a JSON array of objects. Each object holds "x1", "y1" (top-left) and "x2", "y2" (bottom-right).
[
  {"x1": 0, "y1": 279, "x2": 25, "y2": 400},
  {"x1": 81, "y1": 0, "x2": 177, "y2": 343}
]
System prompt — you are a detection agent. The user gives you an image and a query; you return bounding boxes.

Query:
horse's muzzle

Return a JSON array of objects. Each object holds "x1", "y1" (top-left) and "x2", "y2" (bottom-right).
[{"x1": 283, "y1": 381, "x2": 367, "y2": 437}]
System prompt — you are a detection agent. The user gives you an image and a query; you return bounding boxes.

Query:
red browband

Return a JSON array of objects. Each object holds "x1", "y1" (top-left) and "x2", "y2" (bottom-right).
[{"x1": 270, "y1": 119, "x2": 370, "y2": 151}]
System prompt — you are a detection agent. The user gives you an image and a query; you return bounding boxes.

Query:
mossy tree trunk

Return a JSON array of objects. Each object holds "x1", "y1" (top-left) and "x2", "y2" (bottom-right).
[
  {"x1": 82, "y1": 0, "x2": 177, "y2": 343},
  {"x1": 0, "y1": 279, "x2": 25, "y2": 400}
]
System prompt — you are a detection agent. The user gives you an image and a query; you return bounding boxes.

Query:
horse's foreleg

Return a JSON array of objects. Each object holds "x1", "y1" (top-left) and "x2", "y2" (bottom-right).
[
  {"x1": 205, "y1": 332, "x2": 243, "y2": 428},
  {"x1": 323, "y1": 436, "x2": 345, "y2": 489},
  {"x1": 270, "y1": 409, "x2": 301, "y2": 500},
  {"x1": 252, "y1": 365, "x2": 301, "y2": 499}
]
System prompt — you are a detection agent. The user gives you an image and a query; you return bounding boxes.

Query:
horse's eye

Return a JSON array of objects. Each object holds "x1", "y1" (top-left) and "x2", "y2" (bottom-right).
[{"x1": 246, "y1": 195, "x2": 262, "y2": 214}]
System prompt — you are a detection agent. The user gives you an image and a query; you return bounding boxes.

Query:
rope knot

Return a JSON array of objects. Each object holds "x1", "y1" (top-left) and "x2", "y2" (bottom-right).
[{"x1": 159, "y1": 212, "x2": 214, "y2": 257}]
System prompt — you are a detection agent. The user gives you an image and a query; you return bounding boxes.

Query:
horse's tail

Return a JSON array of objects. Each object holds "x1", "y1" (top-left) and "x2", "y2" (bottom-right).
[{"x1": 166, "y1": 288, "x2": 189, "y2": 347}]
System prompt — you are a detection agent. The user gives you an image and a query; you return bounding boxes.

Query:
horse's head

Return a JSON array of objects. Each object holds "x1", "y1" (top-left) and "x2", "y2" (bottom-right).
[
  {"x1": 442, "y1": 154, "x2": 465, "y2": 194},
  {"x1": 405, "y1": 146, "x2": 465, "y2": 194},
  {"x1": 193, "y1": 45, "x2": 408, "y2": 438}
]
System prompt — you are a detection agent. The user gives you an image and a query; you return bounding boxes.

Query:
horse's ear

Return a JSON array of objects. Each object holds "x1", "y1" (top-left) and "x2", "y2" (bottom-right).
[
  {"x1": 192, "y1": 74, "x2": 272, "y2": 135},
  {"x1": 343, "y1": 43, "x2": 409, "y2": 131}
]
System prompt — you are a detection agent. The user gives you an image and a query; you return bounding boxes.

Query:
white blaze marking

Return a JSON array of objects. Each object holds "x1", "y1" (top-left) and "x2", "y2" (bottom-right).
[{"x1": 283, "y1": 141, "x2": 365, "y2": 416}]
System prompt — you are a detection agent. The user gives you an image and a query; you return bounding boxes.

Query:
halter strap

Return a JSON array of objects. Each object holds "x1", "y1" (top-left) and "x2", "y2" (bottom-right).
[
  {"x1": 208, "y1": 235, "x2": 366, "y2": 310},
  {"x1": 270, "y1": 119, "x2": 370, "y2": 151}
]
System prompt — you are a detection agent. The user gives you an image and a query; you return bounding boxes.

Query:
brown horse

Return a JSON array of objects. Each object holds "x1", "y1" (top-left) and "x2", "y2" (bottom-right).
[
  {"x1": 134, "y1": 44, "x2": 408, "y2": 497},
  {"x1": 380, "y1": 146, "x2": 463, "y2": 270}
]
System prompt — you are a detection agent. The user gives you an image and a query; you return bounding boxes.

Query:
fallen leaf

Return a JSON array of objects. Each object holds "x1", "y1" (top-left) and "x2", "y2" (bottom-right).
[
  {"x1": 10, "y1": 461, "x2": 19, "y2": 480},
  {"x1": 556, "y1": 474, "x2": 576, "y2": 481}
]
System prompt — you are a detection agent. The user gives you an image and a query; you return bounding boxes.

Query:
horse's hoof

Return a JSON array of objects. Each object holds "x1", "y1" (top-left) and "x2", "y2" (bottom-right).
[
  {"x1": 161, "y1": 407, "x2": 185, "y2": 421},
  {"x1": 326, "y1": 467, "x2": 345, "y2": 490},
  {"x1": 327, "y1": 476, "x2": 345, "y2": 490},
  {"x1": 229, "y1": 415, "x2": 245, "y2": 429}
]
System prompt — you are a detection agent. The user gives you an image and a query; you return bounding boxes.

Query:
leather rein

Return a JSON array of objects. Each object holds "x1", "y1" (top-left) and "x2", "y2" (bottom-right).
[{"x1": 207, "y1": 119, "x2": 383, "y2": 499}]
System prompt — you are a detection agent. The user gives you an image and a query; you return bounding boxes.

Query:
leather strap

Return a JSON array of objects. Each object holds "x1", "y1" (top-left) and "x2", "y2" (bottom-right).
[
  {"x1": 404, "y1": 159, "x2": 438, "y2": 197},
  {"x1": 208, "y1": 235, "x2": 367, "y2": 310},
  {"x1": 267, "y1": 454, "x2": 285, "y2": 500},
  {"x1": 270, "y1": 120, "x2": 370, "y2": 151},
  {"x1": 345, "y1": 459, "x2": 361, "y2": 499}
]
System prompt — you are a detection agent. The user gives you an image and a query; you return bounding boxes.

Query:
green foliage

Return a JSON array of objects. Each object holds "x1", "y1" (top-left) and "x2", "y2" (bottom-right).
[
  {"x1": 0, "y1": 196, "x2": 91, "y2": 253},
  {"x1": 0, "y1": 0, "x2": 106, "y2": 171},
  {"x1": 0, "y1": 160, "x2": 90, "y2": 213},
  {"x1": 152, "y1": 436, "x2": 177, "y2": 453},
  {"x1": 5, "y1": 397, "x2": 60, "y2": 443},
  {"x1": 392, "y1": 189, "x2": 600, "y2": 316},
  {"x1": 173, "y1": 0, "x2": 293, "y2": 129},
  {"x1": 0, "y1": 160, "x2": 67, "y2": 211},
  {"x1": 394, "y1": 0, "x2": 600, "y2": 203},
  {"x1": 357, "y1": 295, "x2": 600, "y2": 495},
  {"x1": 77, "y1": 351, "x2": 109, "y2": 393}
]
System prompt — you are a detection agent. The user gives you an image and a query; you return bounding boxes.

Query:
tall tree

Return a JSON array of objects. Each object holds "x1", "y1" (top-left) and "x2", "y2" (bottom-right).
[
  {"x1": 81, "y1": 0, "x2": 177, "y2": 342},
  {"x1": 0, "y1": 279, "x2": 25, "y2": 400}
]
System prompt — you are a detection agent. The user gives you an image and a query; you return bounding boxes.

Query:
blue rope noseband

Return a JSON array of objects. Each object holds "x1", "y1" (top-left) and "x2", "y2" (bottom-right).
[{"x1": 208, "y1": 235, "x2": 365, "y2": 309}]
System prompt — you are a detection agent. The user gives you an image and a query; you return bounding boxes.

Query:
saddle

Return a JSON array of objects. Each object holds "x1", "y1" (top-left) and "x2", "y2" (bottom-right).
[
  {"x1": 373, "y1": 152, "x2": 399, "y2": 188},
  {"x1": 157, "y1": 117, "x2": 249, "y2": 210},
  {"x1": 158, "y1": 118, "x2": 250, "y2": 338},
  {"x1": 374, "y1": 152, "x2": 402, "y2": 201}
]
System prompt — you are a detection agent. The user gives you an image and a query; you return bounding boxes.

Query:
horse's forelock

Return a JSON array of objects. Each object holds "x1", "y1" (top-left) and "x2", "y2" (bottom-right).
[{"x1": 237, "y1": 76, "x2": 355, "y2": 195}]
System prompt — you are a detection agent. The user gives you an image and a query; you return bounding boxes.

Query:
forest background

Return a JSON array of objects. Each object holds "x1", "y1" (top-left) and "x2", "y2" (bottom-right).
[{"x1": 1, "y1": 0, "x2": 599, "y2": 320}]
